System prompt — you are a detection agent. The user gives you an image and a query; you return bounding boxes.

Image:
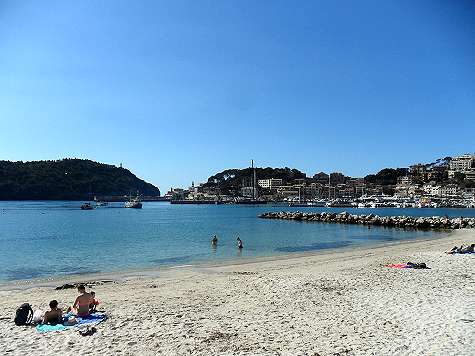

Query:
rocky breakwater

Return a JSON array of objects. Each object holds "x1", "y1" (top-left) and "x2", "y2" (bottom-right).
[{"x1": 259, "y1": 211, "x2": 475, "y2": 230}]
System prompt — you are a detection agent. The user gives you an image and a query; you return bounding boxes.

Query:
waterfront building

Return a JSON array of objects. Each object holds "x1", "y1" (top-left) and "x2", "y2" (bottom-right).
[
  {"x1": 430, "y1": 186, "x2": 441, "y2": 196},
  {"x1": 465, "y1": 170, "x2": 475, "y2": 181},
  {"x1": 397, "y1": 176, "x2": 412, "y2": 185},
  {"x1": 258, "y1": 178, "x2": 283, "y2": 190},
  {"x1": 440, "y1": 184, "x2": 458, "y2": 197},
  {"x1": 355, "y1": 185, "x2": 365, "y2": 197},
  {"x1": 165, "y1": 187, "x2": 187, "y2": 200},
  {"x1": 241, "y1": 186, "x2": 258, "y2": 198},
  {"x1": 276, "y1": 186, "x2": 300, "y2": 200},
  {"x1": 422, "y1": 182, "x2": 435, "y2": 194}
]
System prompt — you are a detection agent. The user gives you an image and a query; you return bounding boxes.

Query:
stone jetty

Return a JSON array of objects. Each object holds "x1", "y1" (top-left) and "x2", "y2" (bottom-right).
[{"x1": 259, "y1": 211, "x2": 475, "y2": 230}]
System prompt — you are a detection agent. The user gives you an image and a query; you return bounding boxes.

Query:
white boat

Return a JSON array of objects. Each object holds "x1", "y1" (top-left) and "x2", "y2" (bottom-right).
[
  {"x1": 94, "y1": 196, "x2": 108, "y2": 207},
  {"x1": 124, "y1": 194, "x2": 142, "y2": 209}
]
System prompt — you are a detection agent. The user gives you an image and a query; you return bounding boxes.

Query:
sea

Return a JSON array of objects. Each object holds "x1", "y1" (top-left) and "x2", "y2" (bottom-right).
[{"x1": 1, "y1": 201, "x2": 474, "y2": 282}]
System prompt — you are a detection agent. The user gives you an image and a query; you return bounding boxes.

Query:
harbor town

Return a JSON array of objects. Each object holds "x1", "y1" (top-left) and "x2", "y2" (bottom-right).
[{"x1": 163, "y1": 154, "x2": 475, "y2": 208}]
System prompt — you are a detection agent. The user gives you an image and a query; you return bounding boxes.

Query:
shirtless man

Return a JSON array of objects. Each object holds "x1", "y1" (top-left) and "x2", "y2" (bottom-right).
[
  {"x1": 43, "y1": 300, "x2": 62, "y2": 325},
  {"x1": 73, "y1": 285, "x2": 94, "y2": 317}
]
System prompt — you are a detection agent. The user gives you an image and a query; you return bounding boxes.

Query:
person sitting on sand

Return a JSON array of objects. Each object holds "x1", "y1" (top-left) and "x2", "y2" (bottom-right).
[
  {"x1": 237, "y1": 236, "x2": 243, "y2": 249},
  {"x1": 89, "y1": 291, "x2": 100, "y2": 313},
  {"x1": 211, "y1": 235, "x2": 218, "y2": 246},
  {"x1": 42, "y1": 300, "x2": 62, "y2": 325},
  {"x1": 72, "y1": 284, "x2": 94, "y2": 317}
]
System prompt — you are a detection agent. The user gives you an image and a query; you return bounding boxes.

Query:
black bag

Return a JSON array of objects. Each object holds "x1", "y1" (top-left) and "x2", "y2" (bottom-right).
[{"x1": 14, "y1": 303, "x2": 33, "y2": 326}]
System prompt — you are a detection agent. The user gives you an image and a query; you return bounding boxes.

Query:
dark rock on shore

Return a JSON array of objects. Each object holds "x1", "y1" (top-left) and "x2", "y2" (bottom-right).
[{"x1": 55, "y1": 280, "x2": 115, "y2": 290}]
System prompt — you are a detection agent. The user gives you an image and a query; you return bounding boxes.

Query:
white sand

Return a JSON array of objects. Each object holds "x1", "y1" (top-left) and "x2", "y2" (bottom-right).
[{"x1": 0, "y1": 230, "x2": 474, "y2": 356}]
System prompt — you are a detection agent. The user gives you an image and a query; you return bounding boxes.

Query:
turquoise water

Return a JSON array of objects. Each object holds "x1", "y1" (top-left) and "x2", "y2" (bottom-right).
[{"x1": 1, "y1": 201, "x2": 474, "y2": 282}]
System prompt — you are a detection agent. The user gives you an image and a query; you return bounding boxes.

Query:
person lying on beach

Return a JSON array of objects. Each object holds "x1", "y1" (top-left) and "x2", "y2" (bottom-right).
[
  {"x1": 385, "y1": 261, "x2": 429, "y2": 269},
  {"x1": 447, "y1": 246, "x2": 460, "y2": 254},
  {"x1": 89, "y1": 291, "x2": 100, "y2": 313},
  {"x1": 42, "y1": 300, "x2": 62, "y2": 325},
  {"x1": 461, "y1": 244, "x2": 475, "y2": 253},
  {"x1": 446, "y1": 244, "x2": 474, "y2": 254},
  {"x1": 71, "y1": 285, "x2": 94, "y2": 317},
  {"x1": 211, "y1": 235, "x2": 218, "y2": 246}
]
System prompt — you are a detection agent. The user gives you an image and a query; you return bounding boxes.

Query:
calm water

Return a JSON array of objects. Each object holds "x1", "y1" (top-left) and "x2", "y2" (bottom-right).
[{"x1": 1, "y1": 201, "x2": 474, "y2": 282}]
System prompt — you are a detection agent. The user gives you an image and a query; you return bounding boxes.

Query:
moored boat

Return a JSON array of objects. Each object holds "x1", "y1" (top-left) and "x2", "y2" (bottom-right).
[
  {"x1": 124, "y1": 194, "x2": 142, "y2": 209},
  {"x1": 80, "y1": 202, "x2": 94, "y2": 210}
]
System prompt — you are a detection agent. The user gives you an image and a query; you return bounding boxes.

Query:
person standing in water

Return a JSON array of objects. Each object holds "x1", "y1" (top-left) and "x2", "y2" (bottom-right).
[
  {"x1": 211, "y1": 235, "x2": 218, "y2": 246},
  {"x1": 237, "y1": 236, "x2": 243, "y2": 249}
]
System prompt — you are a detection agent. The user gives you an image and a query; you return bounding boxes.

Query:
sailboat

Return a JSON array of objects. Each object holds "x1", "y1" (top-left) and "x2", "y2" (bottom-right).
[
  {"x1": 237, "y1": 160, "x2": 265, "y2": 204},
  {"x1": 124, "y1": 193, "x2": 142, "y2": 209}
]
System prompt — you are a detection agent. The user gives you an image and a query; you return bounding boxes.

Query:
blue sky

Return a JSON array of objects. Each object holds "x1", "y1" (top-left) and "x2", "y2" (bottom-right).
[{"x1": 1, "y1": 0, "x2": 474, "y2": 192}]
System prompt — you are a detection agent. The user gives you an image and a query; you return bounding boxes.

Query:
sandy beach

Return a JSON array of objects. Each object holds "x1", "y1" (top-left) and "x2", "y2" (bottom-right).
[{"x1": 0, "y1": 230, "x2": 473, "y2": 356}]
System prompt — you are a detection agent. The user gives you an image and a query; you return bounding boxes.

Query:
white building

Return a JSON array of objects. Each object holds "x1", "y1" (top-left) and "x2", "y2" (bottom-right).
[
  {"x1": 449, "y1": 154, "x2": 474, "y2": 171},
  {"x1": 241, "y1": 187, "x2": 258, "y2": 198},
  {"x1": 440, "y1": 184, "x2": 458, "y2": 197},
  {"x1": 448, "y1": 154, "x2": 475, "y2": 179},
  {"x1": 397, "y1": 176, "x2": 412, "y2": 185},
  {"x1": 258, "y1": 178, "x2": 283, "y2": 190},
  {"x1": 422, "y1": 183, "x2": 435, "y2": 194},
  {"x1": 430, "y1": 186, "x2": 441, "y2": 196},
  {"x1": 465, "y1": 170, "x2": 475, "y2": 181}
]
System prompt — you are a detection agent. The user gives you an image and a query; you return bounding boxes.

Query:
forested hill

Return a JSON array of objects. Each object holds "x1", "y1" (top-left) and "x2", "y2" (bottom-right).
[
  {"x1": 204, "y1": 167, "x2": 306, "y2": 195},
  {"x1": 0, "y1": 159, "x2": 160, "y2": 200}
]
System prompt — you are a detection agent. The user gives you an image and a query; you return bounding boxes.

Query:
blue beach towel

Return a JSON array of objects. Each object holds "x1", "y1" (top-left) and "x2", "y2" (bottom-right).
[{"x1": 36, "y1": 312, "x2": 107, "y2": 333}]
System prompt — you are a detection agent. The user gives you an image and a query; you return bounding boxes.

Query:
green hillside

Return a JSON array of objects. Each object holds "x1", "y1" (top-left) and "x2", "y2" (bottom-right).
[{"x1": 0, "y1": 159, "x2": 160, "y2": 200}]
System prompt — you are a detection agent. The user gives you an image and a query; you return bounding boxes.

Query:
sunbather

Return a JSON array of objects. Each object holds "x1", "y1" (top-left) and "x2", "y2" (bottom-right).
[
  {"x1": 447, "y1": 244, "x2": 474, "y2": 254},
  {"x1": 42, "y1": 300, "x2": 62, "y2": 325},
  {"x1": 72, "y1": 285, "x2": 94, "y2": 317},
  {"x1": 461, "y1": 244, "x2": 474, "y2": 253}
]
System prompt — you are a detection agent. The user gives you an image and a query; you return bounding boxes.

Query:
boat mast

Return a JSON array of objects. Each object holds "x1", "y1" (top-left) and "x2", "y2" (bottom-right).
[{"x1": 252, "y1": 159, "x2": 256, "y2": 200}]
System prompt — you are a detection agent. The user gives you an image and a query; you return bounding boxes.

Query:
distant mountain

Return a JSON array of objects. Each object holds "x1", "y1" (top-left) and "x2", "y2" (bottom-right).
[{"x1": 0, "y1": 159, "x2": 160, "y2": 200}]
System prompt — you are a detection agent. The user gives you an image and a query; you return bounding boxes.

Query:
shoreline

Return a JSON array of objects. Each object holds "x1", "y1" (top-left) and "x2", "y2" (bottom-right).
[
  {"x1": 1, "y1": 229, "x2": 473, "y2": 355},
  {"x1": 0, "y1": 228, "x2": 452, "y2": 291}
]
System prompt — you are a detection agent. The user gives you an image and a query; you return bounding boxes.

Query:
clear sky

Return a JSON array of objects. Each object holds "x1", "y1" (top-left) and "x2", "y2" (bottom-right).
[{"x1": 1, "y1": 0, "x2": 474, "y2": 192}]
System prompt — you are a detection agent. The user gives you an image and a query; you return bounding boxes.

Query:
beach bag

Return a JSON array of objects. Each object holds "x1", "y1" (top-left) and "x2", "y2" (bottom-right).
[
  {"x1": 14, "y1": 303, "x2": 33, "y2": 326},
  {"x1": 32, "y1": 309, "x2": 44, "y2": 324}
]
